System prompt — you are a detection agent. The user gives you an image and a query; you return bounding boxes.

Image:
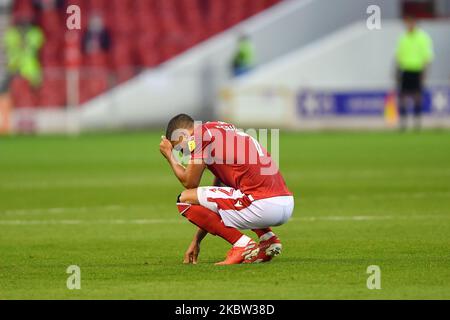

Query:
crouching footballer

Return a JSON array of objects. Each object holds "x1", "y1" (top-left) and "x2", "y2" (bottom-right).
[{"x1": 159, "y1": 114, "x2": 294, "y2": 265}]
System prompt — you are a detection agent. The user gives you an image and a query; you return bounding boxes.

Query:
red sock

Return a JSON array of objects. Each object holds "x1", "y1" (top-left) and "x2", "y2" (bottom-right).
[
  {"x1": 252, "y1": 228, "x2": 272, "y2": 238},
  {"x1": 177, "y1": 203, "x2": 243, "y2": 245}
]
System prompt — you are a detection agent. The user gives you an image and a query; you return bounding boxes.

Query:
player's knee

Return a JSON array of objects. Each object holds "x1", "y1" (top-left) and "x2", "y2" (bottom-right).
[
  {"x1": 179, "y1": 189, "x2": 199, "y2": 204},
  {"x1": 179, "y1": 190, "x2": 187, "y2": 203}
]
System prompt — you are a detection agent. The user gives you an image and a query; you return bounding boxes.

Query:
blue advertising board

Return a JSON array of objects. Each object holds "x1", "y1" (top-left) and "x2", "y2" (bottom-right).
[{"x1": 297, "y1": 88, "x2": 450, "y2": 117}]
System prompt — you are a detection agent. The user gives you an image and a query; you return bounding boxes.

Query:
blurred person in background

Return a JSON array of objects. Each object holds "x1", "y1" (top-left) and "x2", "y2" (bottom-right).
[
  {"x1": 231, "y1": 34, "x2": 255, "y2": 76},
  {"x1": 32, "y1": 0, "x2": 65, "y2": 11},
  {"x1": 3, "y1": 19, "x2": 45, "y2": 89},
  {"x1": 396, "y1": 15, "x2": 434, "y2": 131},
  {"x1": 82, "y1": 13, "x2": 111, "y2": 57}
]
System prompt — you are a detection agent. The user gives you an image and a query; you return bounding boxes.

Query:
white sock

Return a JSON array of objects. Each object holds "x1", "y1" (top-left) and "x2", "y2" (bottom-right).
[
  {"x1": 260, "y1": 232, "x2": 275, "y2": 242},
  {"x1": 233, "y1": 235, "x2": 252, "y2": 247}
]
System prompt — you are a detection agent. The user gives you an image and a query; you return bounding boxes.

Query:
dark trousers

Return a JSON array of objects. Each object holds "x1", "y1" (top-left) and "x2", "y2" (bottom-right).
[{"x1": 398, "y1": 71, "x2": 424, "y2": 128}]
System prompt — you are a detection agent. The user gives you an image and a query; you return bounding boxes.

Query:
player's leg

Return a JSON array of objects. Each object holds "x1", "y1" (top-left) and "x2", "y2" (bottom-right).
[
  {"x1": 247, "y1": 228, "x2": 282, "y2": 263},
  {"x1": 398, "y1": 93, "x2": 408, "y2": 131},
  {"x1": 177, "y1": 202, "x2": 243, "y2": 245},
  {"x1": 196, "y1": 186, "x2": 294, "y2": 263},
  {"x1": 412, "y1": 91, "x2": 423, "y2": 130},
  {"x1": 178, "y1": 188, "x2": 199, "y2": 204},
  {"x1": 190, "y1": 186, "x2": 265, "y2": 263},
  {"x1": 243, "y1": 197, "x2": 294, "y2": 263},
  {"x1": 177, "y1": 195, "x2": 257, "y2": 265},
  {"x1": 252, "y1": 228, "x2": 274, "y2": 240},
  {"x1": 398, "y1": 71, "x2": 411, "y2": 131}
]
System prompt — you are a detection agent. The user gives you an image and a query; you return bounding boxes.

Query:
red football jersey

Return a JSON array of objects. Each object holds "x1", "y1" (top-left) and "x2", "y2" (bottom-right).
[{"x1": 190, "y1": 121, "x2": 292, "y2": 200}]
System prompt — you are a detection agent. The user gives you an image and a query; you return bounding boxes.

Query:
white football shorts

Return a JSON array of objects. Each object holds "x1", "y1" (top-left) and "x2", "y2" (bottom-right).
[{"x1": 197, "y1": 186, "x2": 294, "y2": 230}]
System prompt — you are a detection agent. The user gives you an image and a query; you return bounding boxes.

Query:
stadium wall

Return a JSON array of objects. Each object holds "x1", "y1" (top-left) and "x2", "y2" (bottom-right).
[
  {"x1": 218, "y1": 20, "x2": 450, "y2": 130},
  {"x1": 75, "y1": 0, "x2": 400, "y2": 132}
]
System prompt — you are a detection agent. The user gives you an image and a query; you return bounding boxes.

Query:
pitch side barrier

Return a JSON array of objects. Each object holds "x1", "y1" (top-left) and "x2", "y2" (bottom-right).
[{"x1": 218, "y1": 87, "x2": 450, "y2": 130}]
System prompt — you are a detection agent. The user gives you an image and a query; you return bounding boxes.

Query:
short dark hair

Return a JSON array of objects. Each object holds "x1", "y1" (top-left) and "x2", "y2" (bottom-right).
[{"x1": 165, "y1": 114, "x2": 194, "y2": 141}]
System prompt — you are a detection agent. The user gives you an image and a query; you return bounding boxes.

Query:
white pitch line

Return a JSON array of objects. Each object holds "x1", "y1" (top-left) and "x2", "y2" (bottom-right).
[
  {"x1": 2, "y1": 193, "x2": 450, "y2": 217},
  {"x1": 0, "y1": 215, "x2": 448, "y2": 226},
  {"x1": 0, "y1": 219, "x2": 184, "y2": 225},
  {"x1": 0, "y1": 177, "x2": 170, "y2": 190},
  {"x1": 0, "y1": 205, "x2": 125, "y2": 216}
]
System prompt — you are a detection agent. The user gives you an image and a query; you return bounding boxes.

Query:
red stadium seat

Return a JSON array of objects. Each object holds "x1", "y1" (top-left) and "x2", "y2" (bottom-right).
[
  {"x1": 265, "y1": 0, "x2": 281, "y2": 9},
  {"x1": 227, "y1": 0, "x2": 247, "y2": 27},
  {"x1": 134, "y1": 0, "x2": 151, "y2": 11},
  {"x1": 40, "y1": 10, "x2": 62, "y2": 35},
  {"x1": 110, "y1": 39, "x2": 134, "y2": 70},
  {"x1": 107, "y1": 10, "x2": 136, "y2": 37},
  {"x1": 110, "y1": 0, "x2": 134, "y2": 11},
  {"x1": 84, "y1": 51, "x2": 108, "y2": 68},
  {"x1": 10, "y1": 76, "x2": 38, "y2": 108},
  {"x1": 17, "y1": 0, "x2": 280, "y2": 105},
  {"x1": 13, "y1": 0, "x2": 35, "y2": 22},
  {"x1": 136, "y1": 11, "x2": 160, "y2": 32},
  {"x1": 38, "y1": 71, "x2": 66, "y2": 108},
  {"x1": 88, "y1": 0, "x2": 106, "y2": 11},
  {"x1": 79, "y1": 69, "x2": 109, "y2": 103},
  {"x1": 41, "y1": 42, "x2": 62, "y2": 67},
  {"x1": 137, "y1": 49, "x2": 160, "y2": 68},
  {"x1": 136, "y1": 34, "x2": 160, "y2": 67},
  {"x1": 180, "y1": 0, "x2": 203, "y2": 32},
  {"x1": 116, "y1": 67, "x2": 136, "y2": 84},
  {"x1": 160, "y1": 39, "x2": 183, "y2": 61},
  {"x1": 207, "y1": 0, "x2": 226, "y2": 34}
]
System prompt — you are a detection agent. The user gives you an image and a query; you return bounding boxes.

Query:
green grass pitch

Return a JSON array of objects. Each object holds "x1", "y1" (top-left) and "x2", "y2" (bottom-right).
[{"x1": 0, "y1": 130, "x2": 449, "y2": 299}]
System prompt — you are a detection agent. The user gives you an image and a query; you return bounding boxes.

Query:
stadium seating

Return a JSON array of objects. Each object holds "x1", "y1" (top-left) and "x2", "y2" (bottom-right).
[
  {"x1": 38, "y1": 69, "x2": 66, "y2": 108},
  {"x1": 10, "y1": 0, "x2": 281, "y2": 108},
  {"x1": 10, "y1": 76, "x2": 37, "y2": 108}
]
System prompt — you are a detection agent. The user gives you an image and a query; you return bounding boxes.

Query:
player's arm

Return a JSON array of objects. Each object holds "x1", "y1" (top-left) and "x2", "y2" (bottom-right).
[
  {"x1": 167, "y1": 157, "x2": 206, "y2": 189},
  {"x1": 160, "y1": 137, "x2": 206, "y2": 189},
  {"x1": 181, "y1": 160, "x2": 207, "y2": 189},
  {"x1": 184, "y1": 227, "x2": 208, "y2": 264}
]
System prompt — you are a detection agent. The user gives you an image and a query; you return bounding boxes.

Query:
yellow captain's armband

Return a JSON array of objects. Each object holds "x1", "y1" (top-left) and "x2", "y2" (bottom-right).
[{"x1": 188, "y1": 138, "x2": 196, "y2": 152}]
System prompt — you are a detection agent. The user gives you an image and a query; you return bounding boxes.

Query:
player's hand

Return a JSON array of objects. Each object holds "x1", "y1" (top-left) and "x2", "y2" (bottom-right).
[
  {"x1": 183, "y1": 240, "x2": 200, "y2": 264},
  {"x1": 159, "y1": 136, "x2": 173, "y2": 160}
]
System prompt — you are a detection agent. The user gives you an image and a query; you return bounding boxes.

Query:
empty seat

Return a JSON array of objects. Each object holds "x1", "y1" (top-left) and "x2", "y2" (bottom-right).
[
  {"x1": 110, "y1": 39, "x2": 134, "y2": 70},
  {"x1": 40, "y1": 41, "x2": 62, "y2": 67},
  {"x1": 40, "y1": 10, "x2": 61, "y2": 35},
  {"x1": 115, "y1": 67, "x2": 136, "y2": 84},
  {"x1": 12, "y1": 0, "x2": 280, "y2": 105},
  {"x1": 109, "y1": 11, "x2": 137, "y2": 38},
  {"x1": 79, "y1": 69, "x2": 109, "y2": 103},
  {"x1": 38, "y1": 71, "x2": 66, "y2": 108},
  {"x1": 136, "y1": 35, "x2": 160, "y2": 67},
  {"x1": 83, "y1": 51, "x2": 108, "y2": 68},
  {"x1": 88, "y1": 0, "x2": 106, "y2": 11},
  {"x1": 13, "y1": 0, "x2": 35, "y2": 22},
  {"x1": 227, "y1": 0, "x2": 247, "y2": 27},
  {"x1": 10, "y1": 76, "x2": 37, "y2": 108}
]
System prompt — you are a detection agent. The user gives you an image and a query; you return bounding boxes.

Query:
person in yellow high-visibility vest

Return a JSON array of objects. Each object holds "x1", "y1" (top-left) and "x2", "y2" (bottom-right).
[
  {"x1": 2, "y1": 25, "x2": 21, "y2": 92},
  {"x1": 3, "y1": 21, "x2": 44, "y2": 90},
  {"x1": 396, "y1": 16, "x2": 434, "y2": 130},
  {"x1": 232, "y1": 34, "x2": 255, "y2": 77}
]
